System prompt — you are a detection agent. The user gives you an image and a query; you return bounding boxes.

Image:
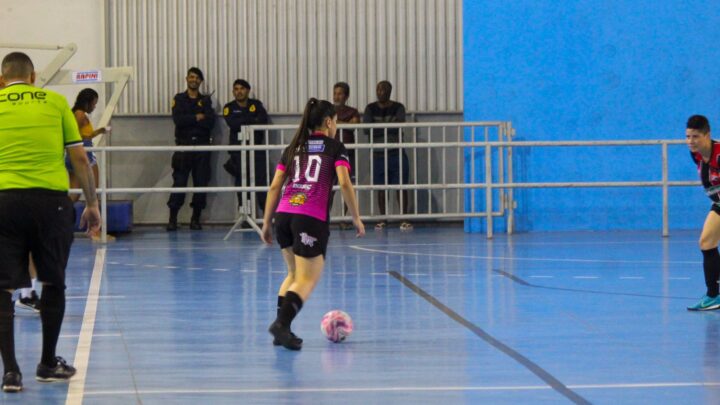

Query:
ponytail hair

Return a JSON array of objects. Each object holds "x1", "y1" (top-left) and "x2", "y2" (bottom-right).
[{"x1": 283, "y1": 98, "x2": 336, "y2": 178}]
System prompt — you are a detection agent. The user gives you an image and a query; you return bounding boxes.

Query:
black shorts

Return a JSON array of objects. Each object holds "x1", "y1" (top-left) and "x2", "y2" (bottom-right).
[
  {"x1": 712, "y1": 204, "x2": 720, "y2": 216},
  {"x1": 274, "y1": 213, "x2": 330, "y2": 258},
  {"x1": 0, "y1": 190, "x2": 75, "y2": 289}
]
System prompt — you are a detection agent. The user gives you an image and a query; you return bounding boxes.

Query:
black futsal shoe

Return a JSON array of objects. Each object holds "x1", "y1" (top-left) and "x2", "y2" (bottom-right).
[
  {"x1": 36, "y1": 357, "x2": 76, "y2": 382},
  {"x1": 166, "y1": 219, "x2": 178, "y2": 231},
  {"x1": 190, "y1": 218, "x2": 202, "y2": 230},
  {"x1": 273, "y1": 331, "x2": 303, "y2": 346},
  {"x1": 269, "y1": 321, "x2": 302, "y2": 350},
  {"x1": 2, "y1": 371, "x2": 22, "y2": 393}
]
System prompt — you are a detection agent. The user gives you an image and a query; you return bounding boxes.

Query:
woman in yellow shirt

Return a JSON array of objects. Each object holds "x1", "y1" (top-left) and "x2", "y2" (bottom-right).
[{"x1": 66, "y1": 88, "x2": 108, "y2": 202}]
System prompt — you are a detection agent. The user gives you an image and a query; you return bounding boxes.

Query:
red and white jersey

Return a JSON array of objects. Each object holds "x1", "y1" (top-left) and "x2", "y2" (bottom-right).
[{"x1": 691, "y1": 140, "x2": 720, "y2": 203}]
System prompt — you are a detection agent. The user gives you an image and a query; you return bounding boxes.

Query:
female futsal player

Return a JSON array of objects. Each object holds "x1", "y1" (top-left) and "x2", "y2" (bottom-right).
[
  {"x1": 67, "y1": 88, "x2": 109, "y2": 202},
  {"x1": 687, "y1": 115, "x2": 720, "y2": 311},
  {"x1": 262, "y1": 98, "x2": 365, "y2": 350}
]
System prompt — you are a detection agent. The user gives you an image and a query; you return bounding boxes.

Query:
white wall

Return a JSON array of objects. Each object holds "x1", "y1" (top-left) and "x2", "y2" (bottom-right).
[{"x1": 0, "y1": 0, "x2": 106, "y2": 110}]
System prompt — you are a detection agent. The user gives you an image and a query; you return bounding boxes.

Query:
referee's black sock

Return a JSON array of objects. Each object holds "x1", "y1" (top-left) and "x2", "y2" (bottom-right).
[
  {"x1": 702, "y1": 248, "x2": 720, "y2": 298},
  {"x1": 0, "y1": 291, "x2": 20, "y2": 374},
  {"x1": 39, "y1": 284, "x2": 65, "y2": 367},
  {"x1": 277, "y1": 291, "x2": 303, "y2": 327}
]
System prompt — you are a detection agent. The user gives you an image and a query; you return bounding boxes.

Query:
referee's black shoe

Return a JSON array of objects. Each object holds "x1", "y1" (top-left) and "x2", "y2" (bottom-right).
[
  {"x1": 190, "y1": 218, "x2": 202, "y2": 230},
  {"x1": 36, "y1": 357, "x2": 76, "y2": 382},
  {"x1": 166, "y1": 219, "x2": 178, "y2": 231},
  {"x1": 2, "y1": 371, "x2": 22, "y2": 393},
  {"x1": 269, "y1": 321, "x2": 302, "y2": 350}
]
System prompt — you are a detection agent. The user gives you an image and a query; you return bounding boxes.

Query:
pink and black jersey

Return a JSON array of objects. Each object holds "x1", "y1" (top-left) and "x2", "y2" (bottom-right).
[
  {"x1": 691, "y1": 140, "x2": 720, "y2": 203},
  {"x1": 275, "y1": 133, "x2": 351, "y2": 222}
]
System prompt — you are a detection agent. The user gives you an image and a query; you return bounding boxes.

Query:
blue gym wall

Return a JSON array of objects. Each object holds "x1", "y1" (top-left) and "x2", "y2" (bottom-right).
[{"x1": 463, "y1": 1, "x2": 720, "y2": 233}]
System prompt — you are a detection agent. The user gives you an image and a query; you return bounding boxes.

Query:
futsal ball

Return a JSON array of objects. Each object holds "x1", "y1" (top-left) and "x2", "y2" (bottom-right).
[{"x1": 320, "y1": 310, "x2": 353, "y2": 343}]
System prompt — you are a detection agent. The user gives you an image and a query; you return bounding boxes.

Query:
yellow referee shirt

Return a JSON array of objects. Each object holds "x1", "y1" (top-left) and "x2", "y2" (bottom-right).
[{"x1": 0, "y1": 83, "x2": 82, "y2": 191}]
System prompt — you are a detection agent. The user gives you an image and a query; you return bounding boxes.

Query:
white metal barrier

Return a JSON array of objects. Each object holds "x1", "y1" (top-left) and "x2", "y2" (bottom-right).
[
  {"x1": 83, "y1": 124, "x2": 696, "y2": 242},
  {"x1": 83, "y1": 121, "x2": 513, "y2": 241}
]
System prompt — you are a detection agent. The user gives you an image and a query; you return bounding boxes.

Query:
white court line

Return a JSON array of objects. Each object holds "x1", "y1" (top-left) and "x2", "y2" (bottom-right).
[
  {"x1": 60, "y1": 333, "x2": 121, "y2": 338},
  {"x1": 213, "y1": 268, "x2": 229, "y2": 272},
  {"x1": 619, "y1": 276, "x2": 645, "y2": 280},
  {"x1": 529, "y1": 275, "x2": 554, "y2": 279},
  {"x1": 66, "y1": 247, "x2": 106, "y2": 405},
  {"x1": 573, "y1": 276, "x2": 599, "y2": 279},
  {"x1": 370, "y1": 273, "x2": 388, "y2": 276},
  {"x1": 144, "y1": 264, "x2": 158, "y2": 268},
  {"x1": 350, "y1": 245, "x2": 701, "y2": 265},
  {"x1": 188, "y1": 267, "x2": 202, "y2": 270},
  {"x1": 82, "y1": 381, "x2": 720, "y2": 396},
  {"x1": 164, "y1": 266, "x2": 179, "y2": 269},
  {"x1": 348, "y1": 239, "x2": 697, "y2": 248},
  {"x1": 669, "y1": 277, "x2": 691, "y2": 280},
  {"x1": 123, "y1": 263, "x2": 137, "y2": 266}
]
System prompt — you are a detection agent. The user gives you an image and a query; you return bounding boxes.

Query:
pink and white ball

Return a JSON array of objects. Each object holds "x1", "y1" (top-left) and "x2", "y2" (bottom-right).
[{"x1": 320, "y1": 310, "x2": 353, "y2": 343}]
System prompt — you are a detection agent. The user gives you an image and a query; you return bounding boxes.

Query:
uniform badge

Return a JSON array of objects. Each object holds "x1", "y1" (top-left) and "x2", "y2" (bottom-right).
[
  {"x1": 223, "y1": 107, "x2": 229, "y2": 116},
  {"x1": 249, "y1": 104, "x2": 256, "y2": 112},
  {"x1": 289, "y1": 193, "x2": 307, "y2": 206},
  {"x1": 198, "y1": 100, "x2": 203, "y2": 107}
]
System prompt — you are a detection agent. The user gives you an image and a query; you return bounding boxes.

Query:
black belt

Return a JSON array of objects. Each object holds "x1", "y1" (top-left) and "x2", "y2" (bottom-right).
[{"x1": 176, "y1": 136, "x2": 211, "y2": 146}]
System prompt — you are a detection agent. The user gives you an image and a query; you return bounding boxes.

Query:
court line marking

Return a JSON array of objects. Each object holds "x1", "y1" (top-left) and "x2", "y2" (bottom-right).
[
  {"x1": 493, "y1": 269, "x2": 694, "y2": 300},
  {"x1": 619, "y1": 276, "x2": 645, "y2": 280},
  {"x1": 60, "y1": 333, "x2": 121, "y2": 338},
  {"x1": 344, "y1": 239, "x2": 698, "y2": 248},
  {"x1": 350, "y1": 246, "x2": 701, "y2": 265},
  {"x1": 573, "y1": 276, "x2": 599, "y2": 279},
  {"x1": 82, "y1": 381, "x2": 720, "y2": 396},
  {"x1": 66, "y1": 247, "x2": 106, "y2": 405},
  {"x1": 389, "y1": 271, "x2": 591, "y2": 405}
]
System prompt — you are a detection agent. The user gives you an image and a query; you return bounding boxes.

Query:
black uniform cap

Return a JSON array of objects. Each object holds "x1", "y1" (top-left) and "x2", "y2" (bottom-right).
[{"x1": 233, "y1": 79, "x2": 251, "y2": 90}]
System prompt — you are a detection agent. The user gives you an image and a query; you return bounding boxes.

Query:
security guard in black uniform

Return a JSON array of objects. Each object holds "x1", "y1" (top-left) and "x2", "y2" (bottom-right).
[
  {"x1": 167, "y1": 67, "x2": 216, "y2": 231},
  {"x1": 222, "y1": 79, "x2": 269, "y2": 213}
]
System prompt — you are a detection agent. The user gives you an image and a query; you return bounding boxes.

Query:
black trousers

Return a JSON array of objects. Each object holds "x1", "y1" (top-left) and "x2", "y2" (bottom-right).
[
  {"x1": 229, "y1": 150, "x2": 267, "y2": 212},
  {"x1": 167, "y1": 151, "x2": 211, "y2": 210}
]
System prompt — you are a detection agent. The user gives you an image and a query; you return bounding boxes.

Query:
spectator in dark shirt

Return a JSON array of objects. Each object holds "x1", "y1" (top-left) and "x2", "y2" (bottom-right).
[
  {"x1": 167, "y1": 67, "x2": 216, "y2": 231},
  {"x1": 222, "y1": 79, "x2": 269, "y2": 213},
  {"x1": 363, "y1": 80, "x2": 412, "y2": 231},
  {"x1": 333, "y1": 82, "x2": 360, "y2": 229}
]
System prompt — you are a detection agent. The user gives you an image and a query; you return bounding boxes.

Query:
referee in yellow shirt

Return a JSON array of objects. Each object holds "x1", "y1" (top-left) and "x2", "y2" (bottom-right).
[{"x1": 0, "y1": 52, "x2": 101, "y2": 393}]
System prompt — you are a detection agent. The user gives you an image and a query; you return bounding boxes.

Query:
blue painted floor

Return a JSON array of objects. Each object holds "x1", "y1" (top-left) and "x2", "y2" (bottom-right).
[{"x1": 4, "y1": 226, "x2": 720, "y2": 404}]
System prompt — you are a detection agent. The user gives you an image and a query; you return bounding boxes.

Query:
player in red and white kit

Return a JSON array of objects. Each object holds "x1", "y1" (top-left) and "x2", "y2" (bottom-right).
[
  {"x1": 687, "y1": 115, "x2": 720, "y2": 310},
  {"x1": 262, "y1": 98, "x2": 365, "y2": 350}
]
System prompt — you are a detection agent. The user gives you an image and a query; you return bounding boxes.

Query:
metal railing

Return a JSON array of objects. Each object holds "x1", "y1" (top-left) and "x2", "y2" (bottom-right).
[
  {"x1": 82, "y1": 121, "x2": 513, "y2": 242},
  {"x1": 82, "y1": 123, "x2": 696, "y2": 242}
]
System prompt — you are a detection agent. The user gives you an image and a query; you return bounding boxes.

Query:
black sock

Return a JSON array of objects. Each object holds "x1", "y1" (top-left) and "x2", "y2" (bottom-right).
[
  {"x1": 191, "y1": 208, "x2": 201, "y2": 221},
  {"x1": 702, "y1": 248, "x2": 720, "y2": 297},
  {"x1": 169, "y1": 208, "x2": 179, "y2": 223},
  {"x1": 277, "y1": 291, "x2": 303, "y2": 327},
  {"x1": 277, "y1": 296, "x2": 284, "y2": 318},
  {"x1": 39, "y1": 284, "x2": 65, "y2": 367},
  {"x1": 0, "y1": 291, "x2": 19, "y2": 374}
]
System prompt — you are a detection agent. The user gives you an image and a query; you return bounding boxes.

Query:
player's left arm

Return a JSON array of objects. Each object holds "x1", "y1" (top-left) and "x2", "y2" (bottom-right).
[{"x1": 260, "y1": 168, "x2": 287, "y2": 244}]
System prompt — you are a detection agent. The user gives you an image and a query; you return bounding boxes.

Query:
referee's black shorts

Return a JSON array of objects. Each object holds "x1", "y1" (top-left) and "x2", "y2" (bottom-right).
[
  {"x1": 0, "y1": 189, "x2": 75, "y2": 289},
  {"x1": 274, "y1": 213, "x2": 330, "y2": 258}
]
